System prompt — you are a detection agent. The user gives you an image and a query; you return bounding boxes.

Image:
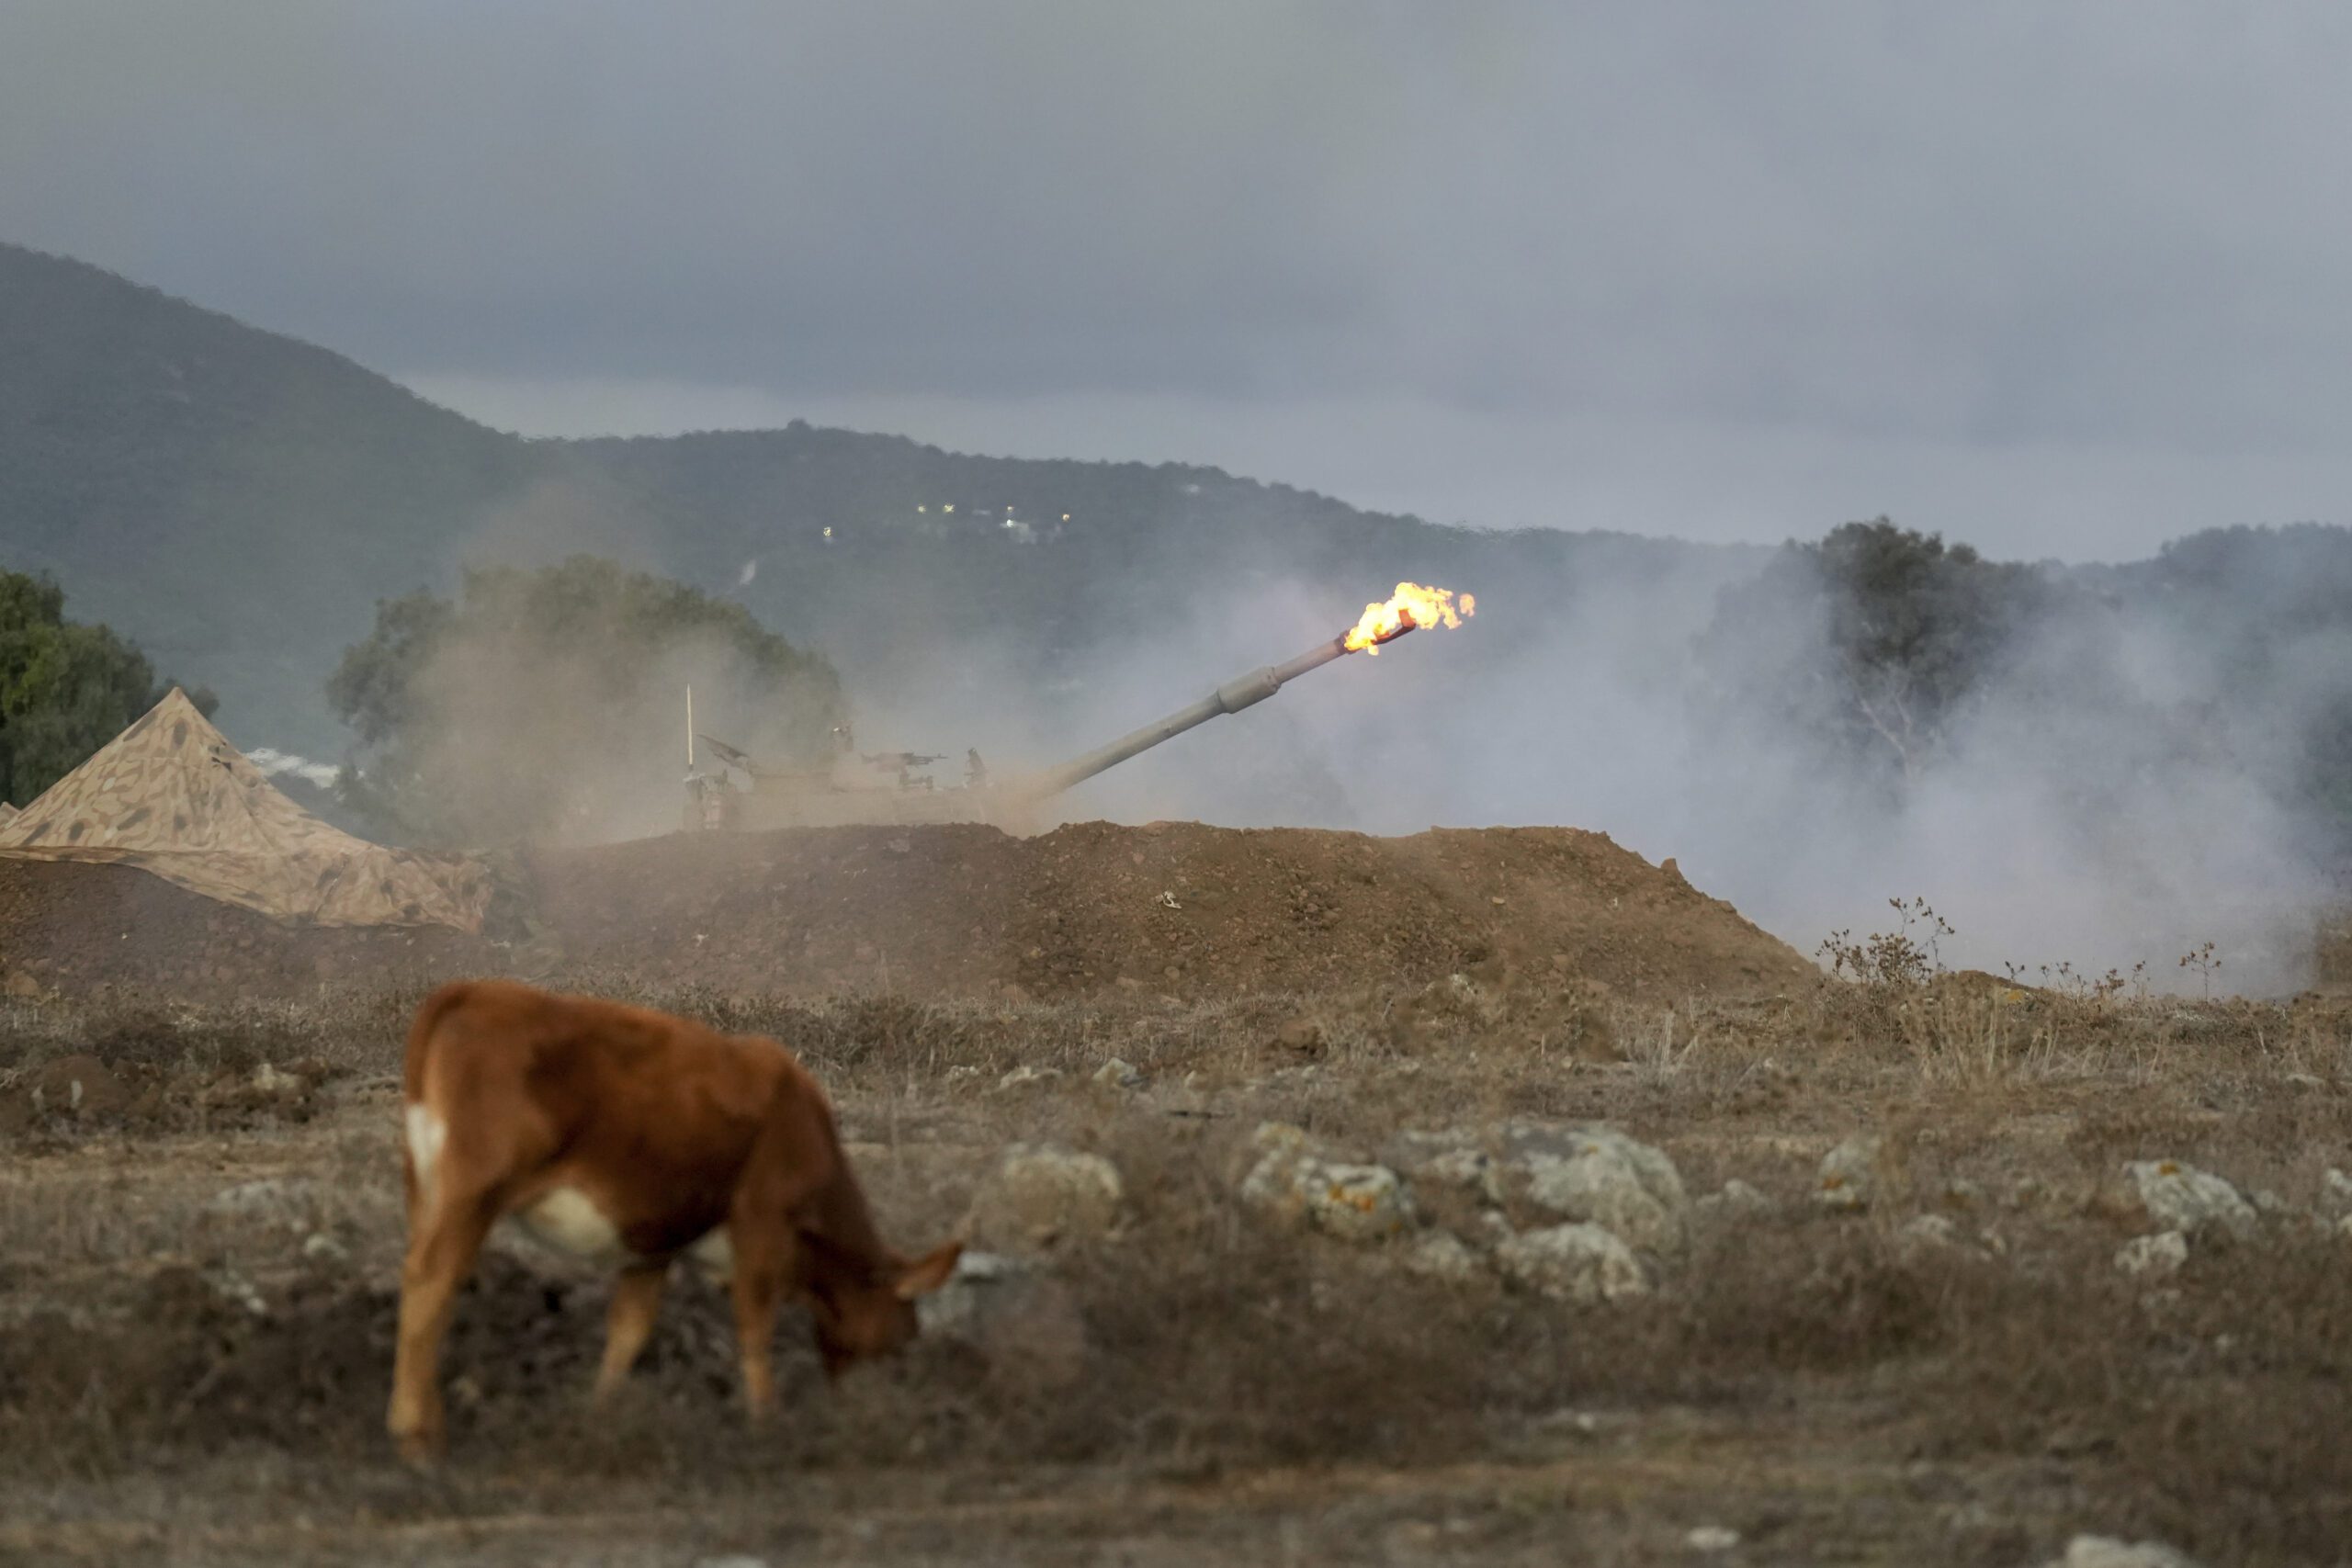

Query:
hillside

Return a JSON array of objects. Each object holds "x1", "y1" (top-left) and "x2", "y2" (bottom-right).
[{"x1": 0, "y1": 243, "x2": 1755, "y2": 760}]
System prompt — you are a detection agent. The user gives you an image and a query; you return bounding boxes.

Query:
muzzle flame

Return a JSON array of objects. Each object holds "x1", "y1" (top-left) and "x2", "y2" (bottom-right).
[{"x1": 1342, "y1": 581, "x2": 1476, "y2": 654}]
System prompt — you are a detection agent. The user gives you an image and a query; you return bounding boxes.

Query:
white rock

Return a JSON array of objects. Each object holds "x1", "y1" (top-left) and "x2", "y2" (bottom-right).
[
  {"x1": 1379, "y1": 1131, "x2": 1507, "y2": 1205},
  {"x1": 1238, "y1": 1122, "x2": 1321, "y2": 1219},
  {"x1": 2052, "y1": 1533, "x2": 2201, "y2": 1568},
  {"x1": 1897, "y1": 1213, "x2": 1985, "y2": 1260},
  {"x1": 1090, "y1": 1057, "x2": 1145, "y2": 1089},
  {"x1": 962, "y1": 1145, "x2": 1124, "y2": 1250},
  {"x1": 1503, "y1": 1123, "x2": 1688, "y2": 1254},
  {"x1": 1695, "y1": 1179, "x2": 1777, "y2": 1223},
  {"x1": 203, "y1": 1178, "x2": 315, "y2": 1226},
  {"x1": 1495, "y1": 1223, "x2": 1649, "y2": 1303},
  {"x1": 300, "y1": 1232, "x2": 348, "y2": 1264},
  {"x1": 918, "y1": 1249, "x2": 1089, "y2": 1389},
  {"x1": 1299, "y1": 1162, "x2": 1418, "y2": 1242},
  {"x1": 2320, "y1": 1168, "x2": 2352, "y2": 1217},
  {"x1": 1814, "y1": 1135, "x2": 1881, "y2": 1211},
  {"x1": 2125, "y1": 1160, "x2": 2255, "y2": 1240},
  {"x1": 995, "y1": 1065, "x2": 1063, "y2": 1092},
  {"x1": 204, "y1": 1266, "x2": 269, "y2": 1318},
  {"x1": 2114, "y1": 1231, "x2": 2188, "y2": 1279},
  {"x1": 1425, "y1": 1147, "x2": 1505, "y2": 1204},
  {"x1": 1686, "y1": 1524, "x2": 1741, "y2": 1551},
  {"x1": 1401, "y1": 1230, "x2": 1486, "y2": 1284}
]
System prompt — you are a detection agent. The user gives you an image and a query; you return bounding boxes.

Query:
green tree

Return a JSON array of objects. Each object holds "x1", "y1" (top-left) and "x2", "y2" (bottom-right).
[
  {"x1": 0, "y1": 568, "x2": 218, "y2": 807},
  {"x1": 1697, "y1": 519, "x2": 2052, "y2": 785},
  {"x1": 328, "y1": 556, "x2": 845, "y2": 847}
]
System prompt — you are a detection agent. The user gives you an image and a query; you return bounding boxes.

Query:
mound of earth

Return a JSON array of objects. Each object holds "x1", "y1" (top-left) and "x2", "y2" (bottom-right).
[{"x1": 0, "y1": 821, "x2": 1812, "y2": 1002}]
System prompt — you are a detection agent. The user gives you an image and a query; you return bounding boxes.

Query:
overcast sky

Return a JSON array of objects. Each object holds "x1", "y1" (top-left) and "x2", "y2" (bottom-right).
[{"x1": 6, "y1": 2, "x2": 2350, "y2": 559}]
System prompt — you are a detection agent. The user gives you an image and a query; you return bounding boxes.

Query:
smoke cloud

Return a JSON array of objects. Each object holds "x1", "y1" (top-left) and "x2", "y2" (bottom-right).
[{"x1": 821, "y1": 523, "x2": 2341, "y2": 997}]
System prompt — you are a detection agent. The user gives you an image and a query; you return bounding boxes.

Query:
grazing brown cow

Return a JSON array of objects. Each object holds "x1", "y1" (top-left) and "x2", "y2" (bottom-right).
[{"x1": 386, "y1": 979, "x2": 961, "y2": 1461}]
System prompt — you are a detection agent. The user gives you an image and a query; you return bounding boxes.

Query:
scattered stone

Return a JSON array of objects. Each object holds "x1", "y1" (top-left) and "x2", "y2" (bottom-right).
[
  {"x1": 2320, "y1": 1168, "x2": 2352, "y2": 1218},
  {"x1": 196, "y1": 1061, "x2": 319, "y2": 1121},
  {"x1": 2114, "y1": 1231, "x2": 2188, "y2": 1280},
  {"x1": 1424, "y1": 1147, "x2": 1506, "y2": 1206},
  {"x1": 962, "y1": 1145, "x2": 1124, "y2": 1251},
  {"x1": 1090, "y1": 1056, "x2": 1145, "y2": 1089},
  {"x1": 204, "y1": 1177, "x2": 317, "y2": 1226},
  {"x1": 1686, "y1": 1524, "x2": 1741, "y2": 1552},
  {"x1": 918, "y1": 1250, "x2": 1089, "y2": 1391},
  {"x1": 1273, "y1": 1018, "x2": 1325, "y2": 1056},
  {"x1": 693, "y1": 1557, "x2": 771, "y2": 1568},
  {"x1": 995, "y1": 1065, "x2": 1063, "y2": 1092},
  {"x1": 1501, "y1": 1123, "x2": 1688, "y2": 1253},
  {"x1": 2125, "y1": 1160, "x2": 2256, "y2": 1240},
  {"x1": 250, "y1": 1062, "x2": 303, "y2": 1097},
  {"x1": 1302, "y1": 1163, "x2": 1417, "y2": 1242},
  {"x1": 2049, "y1": 1534, "x2": 2201, "y2": 1568},
  {"x1": 1401, "y1": 1230, "x2": 1486, "y2": 1284},
  {"x1": 301, "y1": 1232, "x2": 349, "y2": 1264},
  {"x1": 204, "y1": 1266, "x2": 269, "y2": 1318},
  {"x1": 1380, "y1": 1131, "x2": 1504, "y2": 1205},
  {"x1": 1238, "y1": 1123, "x2": 1416, "y2": 1241},
  {"x1": 1814, "y1": 1134, "x2": 1881, "y2": 1212},
  {"x1": 1695, "y1": 1178, "x2": 1776, "y2": 1223},
  {"x1": 1495, "y1": 1223, "x2": 1649, "y2": 1303},
  {"x1": 1897, "y1": 1213, "x2": 1987, "y2": 1261},
  {"x1": 2, "y1": 971, "x2": 44, "y2": 1001},
  {"x1": 28, "y1": 1054, "x2": 130, "y2": 1118}
]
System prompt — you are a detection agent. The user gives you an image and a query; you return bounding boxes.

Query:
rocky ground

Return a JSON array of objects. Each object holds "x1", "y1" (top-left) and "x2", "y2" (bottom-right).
[{"x1": 2, "y1": 969, "x2": 2348, "y2": 1566}]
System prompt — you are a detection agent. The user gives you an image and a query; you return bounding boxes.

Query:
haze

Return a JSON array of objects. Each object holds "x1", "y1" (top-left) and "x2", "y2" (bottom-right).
[{"x1": 7, "y1": 3, "x2": 2352, "y2": 558}]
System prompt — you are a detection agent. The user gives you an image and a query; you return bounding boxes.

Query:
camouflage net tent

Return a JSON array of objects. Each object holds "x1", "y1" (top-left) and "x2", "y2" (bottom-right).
[
  {"x1": 0, "y1": 802, "x2": 15, "y2": 827},
  {"x1": 0, "y1": 689, "x2": 491, "y2": 931}
]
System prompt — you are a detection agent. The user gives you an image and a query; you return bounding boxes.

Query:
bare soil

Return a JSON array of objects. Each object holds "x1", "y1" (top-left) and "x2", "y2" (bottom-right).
[
  {"x1": 3, "y1": 969, "x2": 2350, "y2": 1566},
  {"x1": 0, "y1": 820, "x2": 1813, "y2": 1004}
]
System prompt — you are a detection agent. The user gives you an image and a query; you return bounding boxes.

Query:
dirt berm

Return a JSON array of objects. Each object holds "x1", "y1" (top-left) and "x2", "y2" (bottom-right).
[{"x1": 0, "y1": 821, "x2": 1812, "y2": 1002}]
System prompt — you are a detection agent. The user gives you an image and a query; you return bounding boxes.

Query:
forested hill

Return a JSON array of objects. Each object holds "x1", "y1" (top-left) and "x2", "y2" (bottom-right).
[{"x1": 0, "y1": 242, "x2": 1747, "y2": 755}]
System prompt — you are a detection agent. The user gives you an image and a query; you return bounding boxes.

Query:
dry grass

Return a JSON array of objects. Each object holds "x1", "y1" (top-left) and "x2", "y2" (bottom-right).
[{"x1": 1, "y1": 972, "x2": 2348, "y2": 1563}]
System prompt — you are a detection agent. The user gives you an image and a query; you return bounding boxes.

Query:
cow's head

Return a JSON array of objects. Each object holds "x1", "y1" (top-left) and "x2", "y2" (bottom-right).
[{"x1": 807, "y1": 1240, "x2": 963, "y2": 1377}]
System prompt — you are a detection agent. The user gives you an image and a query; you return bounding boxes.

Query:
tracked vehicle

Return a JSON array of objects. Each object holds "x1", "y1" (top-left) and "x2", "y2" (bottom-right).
[{"x1": 684, "y1": 615, "x2": 1433, "y2": 835}]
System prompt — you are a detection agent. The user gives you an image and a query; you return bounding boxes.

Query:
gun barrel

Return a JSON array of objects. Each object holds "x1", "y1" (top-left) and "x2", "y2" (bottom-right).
[{"x1": 1021, "y1": 628, "x2": 1384, "y2": 802}]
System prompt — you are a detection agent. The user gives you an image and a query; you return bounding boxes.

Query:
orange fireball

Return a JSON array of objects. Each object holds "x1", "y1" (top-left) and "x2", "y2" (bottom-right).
[{"x1": 1343, "y1": 581, "x2": 1476, "y2": 653}]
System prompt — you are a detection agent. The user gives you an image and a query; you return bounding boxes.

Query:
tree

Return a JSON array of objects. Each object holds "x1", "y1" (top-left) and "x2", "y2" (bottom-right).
[
  {"x1": 328, "y1": 556, "x2": 846, "y2": 848},
  {"x1": 1696, "y1": 519, "x2": 2051, "y2": 785},
  {"x1": 0, "y1": 568, "x2": 218, "y2": 807}
]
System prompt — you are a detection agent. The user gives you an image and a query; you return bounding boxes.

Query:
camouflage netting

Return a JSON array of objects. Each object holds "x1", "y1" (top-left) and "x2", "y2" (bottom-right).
[
  {"x1": 0, "y1": 690, "x2": 491, "y2": 931},
  {"x1": 0, "y1": 802, "x2": 15, "y2": 827}
]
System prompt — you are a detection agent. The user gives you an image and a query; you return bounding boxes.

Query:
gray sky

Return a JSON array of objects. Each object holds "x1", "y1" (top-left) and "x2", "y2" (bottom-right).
[{"x1": 6, "y1": 1, "x2": 2350, "y2": 558}]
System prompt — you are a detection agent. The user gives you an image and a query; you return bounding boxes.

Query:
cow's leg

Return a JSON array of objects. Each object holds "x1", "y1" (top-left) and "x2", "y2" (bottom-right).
[
  {"x1": 729, "y1": 1269, "x2": 785, "y2": 1422},
  {"x1": 727, "y1": 1233, "x2": 801, "y2": 1424},
  {"x1": 593, "y1": 1263, "x2": 668, "y2": 1404},
  {"x1": 386, "y1": 1186, "x2": 499, "y2": 1463}
]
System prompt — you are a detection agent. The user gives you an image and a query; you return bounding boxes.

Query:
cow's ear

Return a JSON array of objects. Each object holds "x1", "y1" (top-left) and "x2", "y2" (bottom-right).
[{"x1": 894, "y1": 1240, "x2": 963, "y2": 1300}]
